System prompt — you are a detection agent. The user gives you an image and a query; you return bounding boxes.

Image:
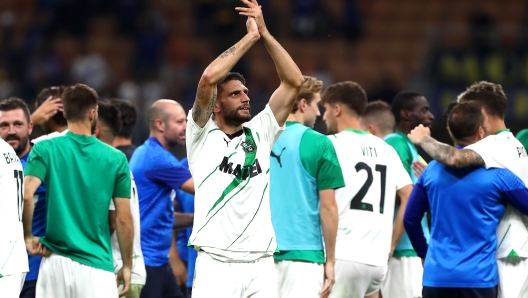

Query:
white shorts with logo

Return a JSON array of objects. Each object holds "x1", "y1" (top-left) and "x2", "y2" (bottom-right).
[
  {"x1": 330, "y1": 259, "x2": 386, "y2": 298},
  {"x1": 275, "y1": 260, "x2": 324, "y2": 298},
  {"x1": 497, "y1": 257, "x2": 528, "y2": 298},
  {"x1": 192, "y1": 252, "x2": 277, "y2": 298},
  {"x1": 36, "y1": 253, "x2": 118, "y2": 298},
  {"x1": 0, "y1": 272, "x2": 26, "y2": 298},
  {"x1": 380, "y1": 256, "x2": 423, "y2": 298}
]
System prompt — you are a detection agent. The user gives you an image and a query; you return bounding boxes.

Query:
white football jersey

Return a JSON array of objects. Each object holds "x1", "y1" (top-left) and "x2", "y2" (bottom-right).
[
  {"x1": 109, "y1": 172, "x2": 146, "y2": 284},
  {"x1": 466, "y1": 130, "x2": 528, "y2": 258},
  {"x1": 186, "y1": 104, "x2": 283, "y2": 262},
  {"x1": 329, "y1": 129, "x2": 412, "y2": 267},
  {"x1": 0, "y1": 138, "x2": 28, "y2": 276},
  {"x1": 31, "y1": 129, "x2": 68, "y2": 144}
]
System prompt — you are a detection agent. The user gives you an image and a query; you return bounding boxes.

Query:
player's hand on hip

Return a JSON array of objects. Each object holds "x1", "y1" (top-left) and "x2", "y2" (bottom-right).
[
  {"x1": 116, "y1": 266, "x2": 132, "y2": 297},
  {"x1": 408, "y1": 124, "x2": 431, "y2": 145},
  {"x1": 24, "y1": 236, "x2": 42, "y2": 256},
  {"x1": 236, "y1": 0, "x2": 268, "y2": 33},
  {"x1": 321, "y1": 261, "x2": 335, "y2": 298},
  {"x1": 41, "y1": 245, "x2": 52, "y2": 257}
]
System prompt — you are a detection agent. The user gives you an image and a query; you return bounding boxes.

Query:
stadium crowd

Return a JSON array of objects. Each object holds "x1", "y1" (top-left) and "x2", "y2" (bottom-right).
[{"x1": 2, "y1": 1, "x2": 528, "y2": 298}]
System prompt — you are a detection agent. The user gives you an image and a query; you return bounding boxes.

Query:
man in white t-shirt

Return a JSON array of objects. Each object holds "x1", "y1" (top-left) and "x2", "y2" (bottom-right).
[
  {"x1": 0, "y1": 137, "x2": 29, "y2": 297},
  {"x1": 95, "y1": 101, "x2": 146, "y2": 298},
  {"x1": 322, "y1": 82, "x2": 413, "y2": 298},
  {"x1": 408, "y1": 81, "x2": 528, "y2": 298},
  {"x1": 186, "y1": 1, "x2": 304, "y2": 297}
]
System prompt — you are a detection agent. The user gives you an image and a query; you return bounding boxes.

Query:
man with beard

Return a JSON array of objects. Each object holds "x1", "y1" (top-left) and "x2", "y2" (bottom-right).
[
  {"x1": 0, "y1": 98, "x2": 46, "y2": 298},
  {"x1": 321, "y1": 82, "x2": 413, "y2": 298},
  {"x1": 269, "y1": 76, "x2": 344, "y2": 298},
  {"x1": 129, "y1": 99, "x2": 194, "y2": 298},
  {"x1": 186, "y1": 1, "x2": 304, "y2": 297},
  {"x1": 381, "y1": 91, "x2": 434, "y2": 298},
  {"x1": 23, "y1": 84, "x2": 134, "y2": 298}
]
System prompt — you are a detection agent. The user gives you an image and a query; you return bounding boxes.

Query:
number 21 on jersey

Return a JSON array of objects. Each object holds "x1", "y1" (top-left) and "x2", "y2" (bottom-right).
[{"x1": 350, "y1": 162, "x2": 387, "y2": 214}]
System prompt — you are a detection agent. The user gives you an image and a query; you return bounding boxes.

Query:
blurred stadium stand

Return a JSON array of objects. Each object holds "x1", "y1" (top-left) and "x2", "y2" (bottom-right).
[{"x1": 0, "y1": 0, "x2": 526, "y2": 157}]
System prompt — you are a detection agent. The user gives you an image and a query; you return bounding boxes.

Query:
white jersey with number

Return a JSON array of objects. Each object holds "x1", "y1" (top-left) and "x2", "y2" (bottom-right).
[
  {"x1": 0, "y1": 138, "x2": 28, "y2": 277},
  {"x1": 329, "y1": 129, "x2": 412, "y2": 267},
  {"x1": 186, "y1": 104, "x2": 283, "y2": 262},
  {"x1": 109, "y1": 172, "x2": 146, "y2": 284},
  {"x1": 466, "y1": 130, "x2": 528, "y2": 258}
]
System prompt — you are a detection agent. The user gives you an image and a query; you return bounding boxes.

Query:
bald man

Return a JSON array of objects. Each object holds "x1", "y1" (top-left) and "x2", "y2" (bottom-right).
[
  {"x1": 360, "y1": 100, "x2": 395, "y2": 139},
  {"x1": 129, "y1": 100, "x2": 194, "y2": 298}
]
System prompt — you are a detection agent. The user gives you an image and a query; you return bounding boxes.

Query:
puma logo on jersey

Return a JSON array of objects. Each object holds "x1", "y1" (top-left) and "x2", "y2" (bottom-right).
[
  {"x1": 3, "y1": 152, "x2": 20, "y2": 164},
  {"x1": 219, "y1": 156, "x2": 262, "y2": 180},
  {"x1": 518, "y1": 146, "x2": 527, "y2": 158},
  {"x1": 270, "y1": 147, "x2": 286, "y2": 167},
  {"x1": 223, "y1": 138, "x2": 231, "y2": 147}
]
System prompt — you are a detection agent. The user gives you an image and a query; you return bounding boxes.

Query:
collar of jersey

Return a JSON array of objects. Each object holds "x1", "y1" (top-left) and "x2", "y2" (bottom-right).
[
  {"x1": 495, "y1": 128, "x2": 510, "y2": 135},
  {"x1": 286, "y1": 121, "x2": 301, "y2": 127},
  {"x1": 344, "y1": 128, "x2": 369, "y2": 135}
]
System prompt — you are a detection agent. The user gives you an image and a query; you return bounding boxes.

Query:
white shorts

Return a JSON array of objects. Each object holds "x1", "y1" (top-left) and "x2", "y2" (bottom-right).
[
  {"x1": 497, "y1": 257, "x2": 528, "y2": 298},
  {"x1": 192, "y1": 252, "x2": 277, "y2": 298},
  {"x1": 36, "y1": 253, "x2": 118, "y2": 298},
  {"x1": 380, "y1": 256, "x2": 423, "y2": 298},
  {"x1": 275, "y1": 260, "x2": 324, "y2": 298},
  {"x1": 330, "y1": 260, "x2": 386, "y2": 298},
  {"x1": 0, "y1": 272, "x2": 26, "y2": 298}
]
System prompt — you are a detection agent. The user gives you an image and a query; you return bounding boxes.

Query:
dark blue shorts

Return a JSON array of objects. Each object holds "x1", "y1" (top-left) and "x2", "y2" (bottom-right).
[
  {"x1": 140, "y1": 263, "x2": 184, "y2": 298},
  {"x1": 423, "y1": 286, "x2": 498, "y2": 298}
]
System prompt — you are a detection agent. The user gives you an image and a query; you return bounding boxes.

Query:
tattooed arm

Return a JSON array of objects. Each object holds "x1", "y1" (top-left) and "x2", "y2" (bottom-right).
[
  {"x1": 192, "y1": 18, "x2": 261, "y2": 128},
  {"x1": 419, "y1": 136, "x2": 485, "y2": 168}
]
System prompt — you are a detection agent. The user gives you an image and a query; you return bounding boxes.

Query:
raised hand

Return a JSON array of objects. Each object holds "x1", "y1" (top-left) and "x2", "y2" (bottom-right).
[
  {"x1": 408, "y1": 124, "x2": 431, "y2": 145},
  {"x1": 30, "y1": 96, "x2": 63, "y2": 125},
  {"x1": 235, "y1": 0, "x2": 267, "y2": 33},
  {"x1": 246, "y1": 16, "x2": 260, "y2": 39}
]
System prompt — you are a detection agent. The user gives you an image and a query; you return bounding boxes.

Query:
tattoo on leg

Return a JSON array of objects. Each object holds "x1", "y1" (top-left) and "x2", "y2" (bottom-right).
[{"x1": 220, "y1": 46, "x2": 236, "y2": 59}]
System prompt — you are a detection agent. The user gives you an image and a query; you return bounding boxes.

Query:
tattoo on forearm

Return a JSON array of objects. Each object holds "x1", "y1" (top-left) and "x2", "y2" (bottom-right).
[
  {"x1": 192, "y1": 101, "x2": 202, "y2": 122},
  {"x1": 420, "y1": 136, "x2": 484, "y2": 168},
  {"x1": 192, "y1": 92, "x2": 217, "y2": 123},
  {"x1": 197, "y1": 83, "x2": 205, "y2": 100},
  {"x1": 220, "y1": 46, "x2": 236, "y2": 59},
  {"x1": 205, "y1": 92, "x2": 217, "y2": 117}
]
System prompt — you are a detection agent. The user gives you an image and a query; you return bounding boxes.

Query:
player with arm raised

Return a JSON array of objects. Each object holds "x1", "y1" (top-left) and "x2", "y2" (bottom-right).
[
  {"x1": 322, "y1": 82, "x2": 413, "y2": 298},
  {"x1": 187, "y1": 1, "x2": 304, "y2": 297},
  {"x1": 408, "y1": 82, "x2": 528, "y2": 298}
]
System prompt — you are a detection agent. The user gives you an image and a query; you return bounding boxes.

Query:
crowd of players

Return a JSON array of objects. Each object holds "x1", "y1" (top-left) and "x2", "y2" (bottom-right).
[{"x1": 2, "y1": 1, "x2": 528, "y2": 298}]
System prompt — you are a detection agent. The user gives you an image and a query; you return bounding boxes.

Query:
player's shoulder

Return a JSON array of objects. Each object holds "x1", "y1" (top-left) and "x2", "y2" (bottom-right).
[{"x1": 489, "y1": 167, "x2": 524, "y2": 187}]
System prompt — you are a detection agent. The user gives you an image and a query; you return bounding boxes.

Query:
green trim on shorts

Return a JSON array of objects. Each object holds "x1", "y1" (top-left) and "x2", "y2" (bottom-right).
[
  {"x1": 393, "y1": 250, "x2": 418, "y2": 257},
  {"x1": 274, "y1": 250, "x2": 325, "y2": 263}
]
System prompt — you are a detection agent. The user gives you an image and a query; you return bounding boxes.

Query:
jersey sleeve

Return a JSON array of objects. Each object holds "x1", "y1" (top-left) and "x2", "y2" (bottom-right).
[
  {"x1": 496, "y1": 169, "x2": 528, "y2": 215},
  {"x1": 465, "y1": 136, "x2": 499, "y2": 169},
  {"x1": 250, "y1": 104, "x2": 285, "y2": 149},
  {"x1": 389, "y1": 148, "x2": 413, "y2": 190},
  {"x1": 145, "y1": 156, "x2": 192, "y2": 191},
  {"x1": 300, "y1": 130, "x2": 344, "y2": 191},
  {"x1": 24, "y1": 142, "x2": 48, "y2": 182},
  {"x1": 403, "y1": 176, "x2": 430, "y2": 259},
  {"x1": 516, "y1": 129, "x2": 528, "y2": 150},
  {"x1": 385, "y1": 137, "x2": 413, "y2": 178},
  {"x1": 113, "y1": 154, "x2": 131, "y2": 199},
  {"x1": 186, "y1": 109, "x2": 216, "y2": 162}
]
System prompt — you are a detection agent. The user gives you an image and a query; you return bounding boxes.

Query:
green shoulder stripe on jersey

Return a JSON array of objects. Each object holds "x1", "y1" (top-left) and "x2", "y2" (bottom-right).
[
  {"x1": 344, "y1": 128, "x2": 369, "y2": 135},
  {"x1": 198, "y1": 152, "x2": 238, "y2": 188},
  {"x1": 207, "y1": 127, "x2": 257, "y2": 215},
  {"x1": 208, "y1": 128, "x2": 220, "y2": 134},
  {"x1": 191, "y1": 177, "x2": 252, "y2": 243},
  {"x1": 497, "y1": 224, "x2": 511, "y2": 250},
  {"x1": 225, "y1": 183, "x2": 268, "y2": 250},
  {"x1": 256, "y1": 131, "x2": 260, "y2": 143},
  {"x1": 508, "y1": 250, "x2": 519, "y2": 257}
]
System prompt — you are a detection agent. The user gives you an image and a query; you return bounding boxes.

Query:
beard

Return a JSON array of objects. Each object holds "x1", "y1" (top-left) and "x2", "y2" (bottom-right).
[
  {"x1": 222, "y1": 105, "x2": 252, "y2": 127},
  {"x1": 5, "y1": 134, "x2": 29, "y2": 155}
]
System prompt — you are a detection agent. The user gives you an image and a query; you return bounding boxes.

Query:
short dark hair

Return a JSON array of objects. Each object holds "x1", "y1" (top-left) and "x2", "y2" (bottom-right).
[
  {"x1": 291, "y1": 76, "x2": 323, "y2": 114},
  {"x1": 448, "y1": 102, "x2": 484, "y2": 142},
  {"x1": 217, "y1": 72, "x2": 246, "y2": 95},
  {"x1": 110, "y1": 98, "x2": 137, "y2": 138},
  {"x1": 97, "y1": 100, "x2": 122, "y2": 138},
  {"x1": 443, "y1": 101, "x2": 458, "y2": 125},
  {"x1": 0, "y1": 97, "x2": 31, "y2": 123},
  {"x1": 457, "y1": 81, "x2": 507, "y2": 119},
  {"x1": 361, "y1": 100, "x2": 395, "y2": 134},
  {"x1": 322, "y1": 81, "x2": 367, "y2": 116},
  {"x1": 391, "y1": 91, "x2": 423, "y2": 124},
  {"x1": 36, "y1": 86, "x2": 67, "y2": 126},
  {"x1": 62, "y1": 84, "x2": 98, "y2": 122}
]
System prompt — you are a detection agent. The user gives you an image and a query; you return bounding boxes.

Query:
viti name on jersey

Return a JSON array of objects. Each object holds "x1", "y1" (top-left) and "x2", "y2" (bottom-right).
[{"x1": 218, "y1": 156, "x2": 262, "y2": 180}]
